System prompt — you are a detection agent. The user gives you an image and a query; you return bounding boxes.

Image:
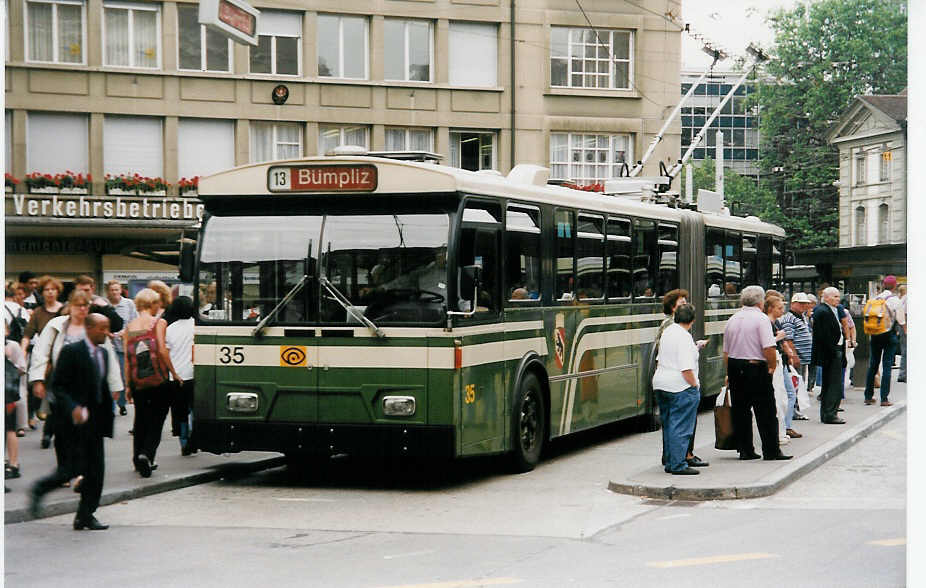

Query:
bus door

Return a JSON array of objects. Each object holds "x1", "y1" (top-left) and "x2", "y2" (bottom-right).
[{"x1": 455, "y1": 200, "x2": 506, "y2": 455}]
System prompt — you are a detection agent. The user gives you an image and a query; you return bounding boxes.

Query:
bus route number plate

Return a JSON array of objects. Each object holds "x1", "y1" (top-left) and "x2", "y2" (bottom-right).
[{"x1": 267, "y1": 165, "x2": 378, "y2": 193}]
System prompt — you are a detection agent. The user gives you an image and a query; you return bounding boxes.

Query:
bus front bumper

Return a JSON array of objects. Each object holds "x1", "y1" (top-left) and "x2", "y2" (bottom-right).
[{"x1": 191, "y1": 420, "x2": 456, "y2": 458}]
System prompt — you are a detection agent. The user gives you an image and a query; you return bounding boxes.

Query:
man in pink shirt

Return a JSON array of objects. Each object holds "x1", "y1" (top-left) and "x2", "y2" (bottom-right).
[{"x1": 723, "y1": 285, "x2": 792, "y2": 461}]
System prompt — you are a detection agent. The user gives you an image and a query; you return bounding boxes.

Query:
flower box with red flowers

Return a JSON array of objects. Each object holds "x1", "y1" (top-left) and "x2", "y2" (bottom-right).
[
  {"x1": 177, "y1": 176, "x2": 199, "y2": 197},
  {"x1": 23, "y1": 171, "x2": 91, "y2": 194},
  {"x1": 105, "y1": 173, "x2": 170, "y2": 196},
  {"x1": 5, "y1": 173, "x2": 19, "y2": 192}
]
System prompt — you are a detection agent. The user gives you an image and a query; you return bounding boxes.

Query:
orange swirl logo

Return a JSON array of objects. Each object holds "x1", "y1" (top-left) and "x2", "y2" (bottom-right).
[{"x1": 279, "y1": 346, "x2": 307, "y2": 367}]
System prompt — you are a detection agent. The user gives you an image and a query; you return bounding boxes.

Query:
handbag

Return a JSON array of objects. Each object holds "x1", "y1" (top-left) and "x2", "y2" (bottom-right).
[{"x1": 714, "y1": 386, "x2": 736, "y2": 450}]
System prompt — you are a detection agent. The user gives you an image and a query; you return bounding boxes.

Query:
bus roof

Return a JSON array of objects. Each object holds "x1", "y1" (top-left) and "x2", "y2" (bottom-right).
[{"x1": 198, "y1": 155, "x2": 785, "y2": 237}]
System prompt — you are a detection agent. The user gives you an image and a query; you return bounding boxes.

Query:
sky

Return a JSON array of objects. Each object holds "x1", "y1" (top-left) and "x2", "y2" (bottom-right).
[{"x1": 681, "y1": 0, "x2": 801, "y2": 69}]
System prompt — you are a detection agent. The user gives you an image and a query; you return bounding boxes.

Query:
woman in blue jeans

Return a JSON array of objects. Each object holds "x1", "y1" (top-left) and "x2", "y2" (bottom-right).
[{"x1": 653, "y1": 304, "x2": 703, "y2": 475}]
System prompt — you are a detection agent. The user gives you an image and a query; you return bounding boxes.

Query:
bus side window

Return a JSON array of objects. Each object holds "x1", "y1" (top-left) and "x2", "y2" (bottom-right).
[
  {"x1": 772, "y1": 238, "x2": 784, "y2": 292},
  {"x1": 505, "y1": 205, "x2": 542, "y2": 304},
  {"x1": 458, "y1": 200, "x2": 501, "y2": 315},
  {"x1": 555, "y1": 208, "x2": 575, "y2": 302},
  {"x1": 606, "y1": 217, "x2": 631, "y2": 300},
  {"x1": 742, "y1": 234, "x2": 758, "y2": 288},
  {"x1": 633, "y1": 219, "x2": 656, "y2": 299},
  {"x1": 656, "y1": 223, "x2": 679, "y2": 296},
  {"x1": 576, "y1": 213, "x2": 605, "y2": 301},
  {"x1": 724, "y1": 230, "x2": 742, "y2": 296},
  {"x1": 706, "y1": 228, "x2": 724, "y2": 297},
  {"x1": 756, "y1": 235, "x2": 772, "y2": 289}
]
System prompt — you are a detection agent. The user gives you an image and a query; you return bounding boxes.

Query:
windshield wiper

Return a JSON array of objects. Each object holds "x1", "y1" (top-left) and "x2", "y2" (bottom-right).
[
  {"x1": 319, "y1": 277, "x2": 385, "y2": 338},
  {"x1": 251, "y1": 274, "x2": 311, "y2": 337}
]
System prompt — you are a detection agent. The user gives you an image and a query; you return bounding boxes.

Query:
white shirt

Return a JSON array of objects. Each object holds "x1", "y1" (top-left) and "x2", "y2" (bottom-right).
[
  {"x1": 877, "y1": 289, "x2": 905, "y2": 328},
  {"x1": 3, "y1": 300, "x2": 28, "y2": 327},
  {"x1": 166, "y1": 318, "x2": 194, "y2": 381},
  {"x1": 827, "y1": 303, "x2": 844, "y2": 345},
  {"x1": 652, "y1": 323, "x2": 699, "y2": 393}
]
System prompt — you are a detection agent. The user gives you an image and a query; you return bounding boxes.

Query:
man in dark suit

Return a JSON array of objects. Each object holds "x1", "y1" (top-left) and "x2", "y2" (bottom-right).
[
  {"x1": 812, "y1": 287, "x2": 847, "y2": 424},
  {"x1": 30, "y1": 313, "x2": 119, "y2": 530}
]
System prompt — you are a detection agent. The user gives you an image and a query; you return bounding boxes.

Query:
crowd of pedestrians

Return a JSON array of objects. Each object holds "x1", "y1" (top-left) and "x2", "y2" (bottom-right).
[{"x1": 3, "y1": 272, "x2": 195, "y2": 529}]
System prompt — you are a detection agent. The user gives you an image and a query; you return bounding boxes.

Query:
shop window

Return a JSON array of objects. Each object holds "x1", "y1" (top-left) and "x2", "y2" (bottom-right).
[
  {"x1": 103, "y1": 1, "x2": 160, "y2": 68},
  {"x1": 384, "y1": 18, "x2": 432, "y2": 82},
  {"x1": 449, "y1": 21, "x2": 497, "y2": 87},
  {"x1": 317, "y1": 14, "x2": 367, "y2": 79},
  {"x1": 177, "y1": 4, "x2": 231, "y2": 72},
  {"x1": 249, "y1": 10, "x2": 301, "y2": 75}
]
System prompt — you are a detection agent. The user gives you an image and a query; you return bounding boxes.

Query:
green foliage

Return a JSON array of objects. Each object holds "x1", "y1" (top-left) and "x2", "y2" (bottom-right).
[
  {"x1": 680, "y1": 158, "x2": 785, "y2": 226},
  {"x1": 756, "y1": 0, "x2": 906, "y2": 250}
]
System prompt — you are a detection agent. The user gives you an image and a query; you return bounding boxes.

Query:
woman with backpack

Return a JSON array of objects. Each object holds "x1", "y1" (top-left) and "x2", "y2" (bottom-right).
[{"x1": 124, "y1": 288, "x2": 182, "y2": 478}]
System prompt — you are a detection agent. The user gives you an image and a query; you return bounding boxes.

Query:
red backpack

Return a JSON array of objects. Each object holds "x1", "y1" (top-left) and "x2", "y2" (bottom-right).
[{"x1": 126, "y1": 322, "x2": 168, "y2": 390}]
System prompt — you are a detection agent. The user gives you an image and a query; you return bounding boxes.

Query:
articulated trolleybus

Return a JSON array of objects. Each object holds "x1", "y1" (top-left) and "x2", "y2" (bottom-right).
[{"x1": 187, "y1": 153, "x2": 785, "y2": 471}]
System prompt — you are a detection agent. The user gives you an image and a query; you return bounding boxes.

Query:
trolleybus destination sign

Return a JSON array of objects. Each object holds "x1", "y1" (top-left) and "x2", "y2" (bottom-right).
[{"x1": 267, "y1": 164, "x2": 378, "y2": 192}]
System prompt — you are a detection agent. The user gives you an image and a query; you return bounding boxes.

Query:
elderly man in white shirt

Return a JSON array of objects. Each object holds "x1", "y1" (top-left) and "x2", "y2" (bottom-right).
[{"x1": 652, "y1": 303, "x2": 702, "y2": 475}]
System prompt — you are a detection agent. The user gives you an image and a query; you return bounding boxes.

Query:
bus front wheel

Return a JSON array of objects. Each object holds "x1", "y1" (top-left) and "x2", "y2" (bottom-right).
[{"x1": 511, "y1": 372, "x2": 545, "y2": 473}]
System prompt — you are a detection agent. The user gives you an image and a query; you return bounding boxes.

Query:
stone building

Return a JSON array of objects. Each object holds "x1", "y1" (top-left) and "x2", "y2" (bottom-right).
[{"x1": 4, "y1": 0, "x2": 683, "y2": 287}]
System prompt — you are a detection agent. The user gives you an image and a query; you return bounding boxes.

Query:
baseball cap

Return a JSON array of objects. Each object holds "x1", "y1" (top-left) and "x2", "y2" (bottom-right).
[
  {"x1": 791, "y1": 292, "x2": 811, "y2": 303},
  {"x1": 883, "y1": 275, "x2": 897, "y2": 288}
]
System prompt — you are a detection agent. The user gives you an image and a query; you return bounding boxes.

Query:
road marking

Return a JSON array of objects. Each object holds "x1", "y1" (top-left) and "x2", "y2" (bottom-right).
[
  {"x1": 647, "y1": 553, "x2": 779, "y2": 568},
  {"x1": 868, "y1": 538, "x2": 906, "y2": 546},
  {"x1": 274, "y1": 497, "x2": 336, "y2": 502},
  {"x1": 383, "y1": 550, "x2": 435, "y2": 560},
  {"x1": 377, "y1": 578, "x2": 522, "y2": 588}
]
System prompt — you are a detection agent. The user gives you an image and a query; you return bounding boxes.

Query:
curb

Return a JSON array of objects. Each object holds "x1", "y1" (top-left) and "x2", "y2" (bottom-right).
[
  {"x1": 5, "y1": 456, "x2": 286, "y2": 524},
  {"x1": 607, "y1": 402, "x2": 905, "y2": 501}
]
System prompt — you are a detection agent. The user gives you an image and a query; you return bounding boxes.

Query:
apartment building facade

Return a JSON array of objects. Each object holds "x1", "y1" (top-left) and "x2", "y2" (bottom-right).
[{"x1": 4, "y1": 0, "x2": 682, "y2": 285}]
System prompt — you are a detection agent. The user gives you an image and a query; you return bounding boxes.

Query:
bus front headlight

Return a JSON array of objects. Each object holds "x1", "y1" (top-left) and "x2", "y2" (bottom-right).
[
  {"x1": 227, "y1": 393, "x2": 259, "y2": 412},
  {"x1": 382, "y1": 396, "x2": 416, "y2": 417}
]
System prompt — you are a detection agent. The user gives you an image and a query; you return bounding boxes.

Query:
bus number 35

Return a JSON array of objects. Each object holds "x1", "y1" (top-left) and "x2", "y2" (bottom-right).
[{"x1": 219, "y1": 346, "x2": 245, "y2": 364}]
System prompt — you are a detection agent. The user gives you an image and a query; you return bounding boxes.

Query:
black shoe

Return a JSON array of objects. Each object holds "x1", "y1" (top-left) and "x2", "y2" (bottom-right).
[
  {"x1": 73, "y1": 516, "x2": 108, "y2": 531},
  {"x1": 898, "y1": 377, "x2": 906, "y2": 383},
  {"x1": 40, "y1": 436, "x2": 51, "y2": 449},
  {"x1": 5, "y1": 465, "x2": 20, "y2": 479},
  {"x1": 739, "y1": 452, "x2": 761, "y2": 460},
  {"x1": 687, "y1": 456, "x2": 710, "y2": 467},
  {"x1": 150, "y1": 462, "x2": 158, "y2": 471},
  {"x1": 823, "y1": 418, "x2": 846, "y2": 424},
  {"x1": 135, "y1": 454, "x2": 152, "y2": 478},
  {"x1": 119, "y1": 406, "x2": 127, "y2": 416},
  {"x1": 670, "y1": 467, "x2": 700, "y2": 475},
  {"x1": 764, "y1": 453, "x2": 793, "y2": 461},
  {"x1": 128, "y1": 429, "x2": 134, "y2": 436},
  {"x1": 837, "y1": 407, "x2": 844, "y2": 412},
  {"x1": 181, "y1": 444, "x2": 193, "y2": 456}
]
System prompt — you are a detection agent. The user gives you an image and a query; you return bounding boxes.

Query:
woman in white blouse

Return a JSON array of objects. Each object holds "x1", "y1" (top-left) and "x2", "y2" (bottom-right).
[{"x1": 652, "y1": 304, "x2": 702, "y2": 475}]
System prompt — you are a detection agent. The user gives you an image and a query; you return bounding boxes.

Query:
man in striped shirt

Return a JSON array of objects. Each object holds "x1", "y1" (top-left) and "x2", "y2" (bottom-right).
[{"x1": 780, "y1": 293, "x2": 814, "y2": 426}]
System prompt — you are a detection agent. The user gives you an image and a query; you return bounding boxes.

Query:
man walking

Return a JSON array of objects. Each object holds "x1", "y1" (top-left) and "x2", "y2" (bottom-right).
[
  {"x1": 863, "y1": 275, "x2": 905, "y2": 406},
  {"x1": 30, "y1": 314, "x2": 120, "y2": 530},
  {"x1": 897, "y1": 284, "x2": 907, "y2": 383},
  {"x1": 723, "y1": 285, "x2": 791, "y2": 461},
  {"x1": 105, "y1": 280, "x2": 137, "y2": 415},
  {"x1": 813, "y1": 287, "x2": 847, "y2": 423}
]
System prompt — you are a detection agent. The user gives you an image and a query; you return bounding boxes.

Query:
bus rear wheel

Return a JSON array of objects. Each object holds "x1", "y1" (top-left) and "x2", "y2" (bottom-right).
[{"x1": 511, "y1": 372, "x2": 545, "y2": 473}]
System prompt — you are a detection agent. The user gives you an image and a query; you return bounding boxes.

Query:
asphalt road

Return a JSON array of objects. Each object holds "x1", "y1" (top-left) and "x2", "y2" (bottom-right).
[{"x1": 4, "y1": 415, "x2": 906, "y2": 588}]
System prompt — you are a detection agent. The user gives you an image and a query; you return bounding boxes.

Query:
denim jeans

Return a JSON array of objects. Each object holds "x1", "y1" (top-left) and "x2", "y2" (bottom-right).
[
  {"x1": 782, "y1": 368, "x2": 796, "y2": 429},
  {"x1": 115, "y1": 350, "x2": 127, "y2": 409},
  {"x1": 899, "y1": 331, "x2": 907, "y2": 380},
  {"x1": 865, "y1": 330, "x2": 898, "y2": 402},
  {"x1": 656, "y1": 386, "x2": 700, "y2": 473}
]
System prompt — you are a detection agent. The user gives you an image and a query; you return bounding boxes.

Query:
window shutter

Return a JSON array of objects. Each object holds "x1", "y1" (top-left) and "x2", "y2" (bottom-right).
[
  {"x1": 178, "y1": 119, "x2": 235, "y2": 178},
  {"x1": 27, "y1": 112, "x2": 89, "y2": 174},
  {"x1": 103, "y1": 115, "x2": 163, "y2": 177}
]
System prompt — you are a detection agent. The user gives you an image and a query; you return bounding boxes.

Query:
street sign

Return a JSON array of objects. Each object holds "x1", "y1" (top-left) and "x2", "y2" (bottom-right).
[{"x1": 199, "y1": 0, "x2": 259, "y2": 46}]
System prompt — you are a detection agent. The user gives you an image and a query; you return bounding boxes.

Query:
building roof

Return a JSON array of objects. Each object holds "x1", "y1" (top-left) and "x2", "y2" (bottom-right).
[{"x1": 858, "y1": 93, "x2": 907, "y2": 122}]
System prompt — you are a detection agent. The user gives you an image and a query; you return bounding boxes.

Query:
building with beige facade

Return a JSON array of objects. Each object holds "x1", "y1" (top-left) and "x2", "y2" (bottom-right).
[{"x1": 4, "y1": 0, "x2": 682, "y2": 288}]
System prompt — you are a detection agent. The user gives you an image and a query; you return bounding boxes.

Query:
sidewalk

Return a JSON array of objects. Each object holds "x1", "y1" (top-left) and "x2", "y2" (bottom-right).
[
  {"x1": 608, "y1": 378, "x2": 906, "y2": 500},
  {"x1": 4, "y1": 404, "x2": 284, "y2": 524}
]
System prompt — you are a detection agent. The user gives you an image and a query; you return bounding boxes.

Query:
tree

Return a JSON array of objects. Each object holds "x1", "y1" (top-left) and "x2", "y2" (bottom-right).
[
  {"x1": 756, "y1": 0, "x2": 906, "y2": 250},
  {"x1": 679, "y1": 157, "x2": 785, "y2": 226}
]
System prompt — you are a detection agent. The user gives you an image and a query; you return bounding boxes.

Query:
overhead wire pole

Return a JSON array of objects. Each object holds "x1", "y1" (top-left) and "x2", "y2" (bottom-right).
[{"x1": 628, "y1": 43, "x2": 728, "y2": 177}]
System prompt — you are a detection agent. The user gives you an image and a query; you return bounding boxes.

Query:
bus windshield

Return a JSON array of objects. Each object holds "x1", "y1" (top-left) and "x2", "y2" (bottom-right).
[{"x1": 198, "y1": 212, "x2": 451, "y2": 325}]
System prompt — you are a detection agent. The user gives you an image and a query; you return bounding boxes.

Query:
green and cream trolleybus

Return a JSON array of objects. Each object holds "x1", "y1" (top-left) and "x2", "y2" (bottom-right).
[{"x1": 188, "y1": 154, "x2": 785, "y2": 471}]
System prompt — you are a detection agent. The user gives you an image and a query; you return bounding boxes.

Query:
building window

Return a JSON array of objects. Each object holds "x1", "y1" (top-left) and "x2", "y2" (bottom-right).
[
  {"x1": 178, "y1": 118, "x2": 235, "y2": 179},
  {"x1": 177, "y1": 4, "x2": 231, "y2": 72},
  {"x1": 103, "y1": 115, "x2": 163, "y2": 177},
  {"x1": 26, "y1": 0, "x2": 85, "y2": 64},
  {"x1": 878, "y1": 203, "x2": 889, "y2": 244},
  {"x1": 450, "y1": 130, "x2": 495, "y2": 171},
  {"x1": 317, "y1": 14, "x2": 367, "y2": 79},
  {"x1": 854, "y1": 152, "x2": 866, "y2": 186},
  {"x1": 249, "y1": 10, "x2": 301, "y2": 76},
  {"x1": 384, "y1": 18, "x2": 432, "y2": 82},
  {"x1": 880, "y1": 145, "x2": 891, "y2": 182},
  {"x1": 551, "y1": 27, "x2": 632, "y2": 89},
  {"x1": 250, "y1": 122, "x2": 302, "y2": 163},
  {"x1": 384, "y1": 127, "x2": 432, "y2": 151},
  {"x1": 103, "y1": 1, "x2": 160, "y2": 69},
  {"x1": 855, "y1": 206, "x2": 866, "y2": 246},
  {"x1": 27, "y1": 111, "x2": 89, "y2": 174},
  {"x1": 318, "y1": 124, "x2": 369, "y2": 155},
  {"x1": 449, "y1": 21, "x2": 497, "y2": 87},
  {"x1": 549, "y1": 132, "x2": 632, "y2": 184}
]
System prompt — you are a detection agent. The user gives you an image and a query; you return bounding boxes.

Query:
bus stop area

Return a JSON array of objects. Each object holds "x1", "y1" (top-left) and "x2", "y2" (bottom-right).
[
  {"x1": 608, "y1": 379, "x2": 906, "y2": 500},
  {"x1": 4, "y1": 379, "x2": 906, "y2": 524}
]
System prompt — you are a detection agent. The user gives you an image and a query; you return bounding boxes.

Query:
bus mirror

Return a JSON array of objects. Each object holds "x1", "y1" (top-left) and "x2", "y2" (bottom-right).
[
  {"x1": 460, "y1": 265, "x2": 482, "y2": 297},
  {"x1": 179, "y1": 241, "x2": 195, "y2": 282}
]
